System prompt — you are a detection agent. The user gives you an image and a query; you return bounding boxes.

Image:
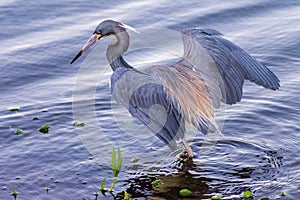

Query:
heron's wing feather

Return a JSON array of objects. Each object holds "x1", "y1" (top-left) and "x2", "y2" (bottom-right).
[
  {"x1": 145, "y1": 65, "x2": 214, "y2": 134},
  {"x1": 128, "y1": 83, "x2": 185, "y2": 149},
  {"x1": 181, "y1": 28, "x2": 280, "y2": 104}
]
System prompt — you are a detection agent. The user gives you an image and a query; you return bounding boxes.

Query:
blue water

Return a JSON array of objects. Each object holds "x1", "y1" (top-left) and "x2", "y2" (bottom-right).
[{"x1": 1, "y1": 1, "x2": 299, "y2": 199}]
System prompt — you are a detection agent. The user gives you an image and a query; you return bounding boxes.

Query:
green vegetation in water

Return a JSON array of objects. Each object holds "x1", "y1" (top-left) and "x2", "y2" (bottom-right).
[
  {"x1": 109, "y1": 146, "x2": 122, "y2": 192},
  {"x1": 45, "y1": 186, "x2": 49, "y2": 194},
  {"x1": 179, "y1": 189, "x2": 192, "y2": 197},
  {"x1": 8, "y1": 107, "x2": 20, "y2": 111},
  {"x1": 39, "y1": 124, "x2": 50, "y2": 133},
  {"x1": 281, "y1": 190, "x2": 287, "y2": 196},
  {"x1": 131, "y1": 157, "x2": 139, "y2": 163},
  {"x1": 94, "y1": 188, "x2": 99, "y2": 199},
  {"x1": 124, "y1": 190, "x2": 130, "y2": 200},
  {"x1": 72, "y1": 120, "x2": 85, "y2": 127},
  {"x1": 243, "y1": 190, "x2": 253, "y2": 198},
  {"x1": 100, "y1": 179, "x2": 106, "y2": 192},
  {"x1": 96, "y1": 147, "x2": 132, "y2": 199},
  {"x1": 12, "y1": 188, "x2": 18, "y2": 200},
  {"x1": 15, "y1": 129, "x2": 23, "y2": 135},
  {"x1": 152, "y1": 179, "x2": 161, "y2": 187},
  {"x1": 260, "y1": 197, "x2": 269, "y2": 200},
  {"x1": 211, "y1": 194, "x2": 222, "y2": 200},
  {"x1": 99, "y1": 146, "x2": 122, "y2": 193},
  {"x1": 152, "y1": 179, "x2": 162, "y2": 187}
]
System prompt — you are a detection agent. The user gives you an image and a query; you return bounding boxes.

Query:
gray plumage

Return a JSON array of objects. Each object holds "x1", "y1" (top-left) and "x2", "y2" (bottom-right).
[
  {"x1": 180, "y1": 28, "x2": 280, "y2": 104},
  {"x1": 71, "y1": 20, "x2": 280, "y2": 157}
]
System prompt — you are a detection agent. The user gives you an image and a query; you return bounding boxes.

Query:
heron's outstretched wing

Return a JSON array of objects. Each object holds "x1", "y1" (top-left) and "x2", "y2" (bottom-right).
[
  {"x1": 128, "y1": 82, "x2": 185, "y2": 149},
  {"x1": 181, "y1": 28, "x2": 280, "y2": 104},
  {"x1": 111, "y1": 68, "x2": 186, "y2": 149}
]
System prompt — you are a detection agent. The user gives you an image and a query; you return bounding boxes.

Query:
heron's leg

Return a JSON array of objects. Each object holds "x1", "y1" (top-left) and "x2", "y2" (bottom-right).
[{"x1": 182, "y1": 136, "x2": 194, "y2": 158}]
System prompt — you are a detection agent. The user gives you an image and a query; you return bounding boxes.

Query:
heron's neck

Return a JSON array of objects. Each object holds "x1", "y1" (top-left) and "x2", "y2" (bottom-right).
[{"x1": 107, "y1": 31, "x2": 133, "y2": 71}]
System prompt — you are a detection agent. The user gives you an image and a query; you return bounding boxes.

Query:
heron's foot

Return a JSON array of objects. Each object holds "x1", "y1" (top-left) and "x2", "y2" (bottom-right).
[
  {"x1": 185, "y1": 146, "x2": 194, "y2": 158},
  {"x1": 182, "y1": 137, "x2": 194, "y2": 158},
  {"x1": 178, "y1": 150, "x2": 193, "y2": 160},
  {"x1": 185, "y1": 147, "x2": 194, "y2": 158}
]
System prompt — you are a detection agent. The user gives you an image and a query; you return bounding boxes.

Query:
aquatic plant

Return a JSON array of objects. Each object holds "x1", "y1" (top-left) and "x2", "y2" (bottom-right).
[
  {"x1": 243, "y1": 190, "x2": 253, "y2": 198},
  {"x1": 109, "y1": 146, "x2": 122, "y2": 192},
  {"x1": 12, "y1": 188, "x2": 18, "y2": 200},
  {"x1": 94, "y1": 187, "x2": 99, "y2": 200},
  {"x1": 151, "y1": 179, "x2": 162, "y2": 187},
  {"x1": 96, "y1": 146, "x2": 132, "y2": 199},
  {"x1": 260, "y1": 197, "x2": 269, "y2": 200},
  {"x1": 45, "y1": 186, "x2": 49, "y2": 194},
  {"x1": 8, "y1": 107, "x2": 20, "y2": 111},
  {"x1": 123, "y1": 190, "x2": 130, "y2": 200},
  {"x1": 131, "y1": 157, "x2": 139, "y2": 163},
  {"x1": 39, "y1": 124, "x2": 50, "y2": 133},
  {"x1": 99, "y1": 147, "x2": 123, "y2": 192},
  {"x1": 179, "y1": 188, "x2": 192, "y2": 197},
  {"x1": 100, "y1": 179, "x2": 106, "y2": 192},
  {"x1": 72, "y1": 120, "x2": 85, "y2": 126},
  {"x1": 211, "y1": 194, "x2": 222, "y2": 200},
  {"x1": 15, "y1": 129, "x2": 23, "y2": 135},
  {"x1": 281, "y1": 190, "x2": 287, "y2": 196}
]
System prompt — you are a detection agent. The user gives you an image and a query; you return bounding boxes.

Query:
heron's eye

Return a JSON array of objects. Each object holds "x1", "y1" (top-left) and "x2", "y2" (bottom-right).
[{"x1": 94, "y1": 30, "x2": 101, "y2": 35}]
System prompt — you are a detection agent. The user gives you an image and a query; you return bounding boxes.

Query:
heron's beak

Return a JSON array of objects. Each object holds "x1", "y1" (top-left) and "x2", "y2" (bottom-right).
[{"x1": 70, "y1": 33, "x2": 101, "y2": 64}]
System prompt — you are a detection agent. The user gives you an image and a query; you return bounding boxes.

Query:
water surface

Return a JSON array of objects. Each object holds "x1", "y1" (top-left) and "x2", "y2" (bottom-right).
[{"x1": 0, "y1": 1, "x2": 299, "y2": 199}]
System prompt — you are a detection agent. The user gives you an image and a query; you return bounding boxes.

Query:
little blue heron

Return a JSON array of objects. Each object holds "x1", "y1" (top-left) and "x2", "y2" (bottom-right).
[{"x1": 71, "y1": 19, "x2": 280, "y2": 158}]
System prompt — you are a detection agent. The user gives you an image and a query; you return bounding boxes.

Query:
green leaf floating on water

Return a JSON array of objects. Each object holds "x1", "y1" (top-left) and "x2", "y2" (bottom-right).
[
  {"x1": 260, "y1": 197, "x2": 269, "y2": 200},
  {"x1": 131, "y1": 157, "x2": 139, "y2": 163},
  {"x1": 8, "y1": 107, "x2": 20, "y2": 111},
  {"x1": 179, "y1": 189, "x2": 192, "y2": 197},
  {"x1": 211, "y1": 194, "x2": 222, "y2": 200},
  {"x1": 45, "y1": 186, "x2": 49, "y2": 193},
  {"x1": 15, "y1": 129, "x2": 23, "y2": 135},
  {"x1": 281, "y1": 190, "x2": 287, "y2": 196},
  {"x1": 39, "y1": 124, "x2": 50, "y2": 133},
  {"x1": 72, "y1": 121, "x2": 85, "y2": 127},
  {"x1": 243, "y1": 190, "x2": 253, "y2": 198},
  {"x1": 152, "y1": 179, "x2": 161, "y2": 187}
]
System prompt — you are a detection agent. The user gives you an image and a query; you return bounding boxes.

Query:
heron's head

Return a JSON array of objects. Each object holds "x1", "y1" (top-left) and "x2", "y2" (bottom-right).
[
  {"x1": 70, "y1": 19, "x2": 136, "y2": 64},
  {"x1": 94, "y1": 20, "x2": 126, "y2": 36}
]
